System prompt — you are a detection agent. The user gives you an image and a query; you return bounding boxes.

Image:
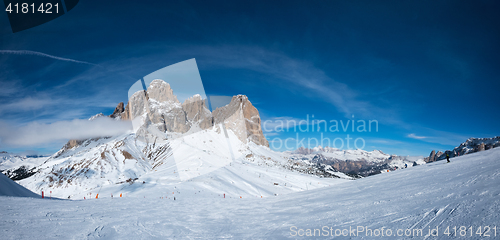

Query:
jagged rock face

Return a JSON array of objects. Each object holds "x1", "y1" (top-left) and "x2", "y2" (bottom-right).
[
  {"x1": 477, "y1": 143, "x2": 486, "y2": 152},
  {"x1": 294, "y1": 147, "x2": 314, "y2": 155},
  {"x1": 160, "y1": 107, "x2": 189, "y2": 133},
  {"x1": 146, "y1": 80, "x2": 189, "y2": 133},
  {"x1": 330, "y1": 160, "x2": 368, "y2": 174},
  {"x1": 127, "y1": 90, "x2": 149, "y2": 122},
  {"x1": 436, "y1": 151, "x2": 444, "y2": 160},
  {"x1": 124, "y1": 80, "x2": 215, "y2": 134},
  {"x1": 212, "y1": 95, "x2": 269, "y2": 147},
  {"x1": 79, "y1": 79, "x2": 268, "y2": 147},
  {"x1": 181, "y1": 94, "x2": 213, "y2": 130},
  {"x1": 147, "y1": 80, "x2": 179, "y2": 103},
  {"x1": 426, "y1": 150, "x2": 436, "y2": 163},
  {"x1": 65, "y1": 139, "x2": 85, "y2": 150},
  {"x1": 121, "y1": 103, "x2": 130, "y2": 120},
  {"x1": 110, "y1": 102, "x2": 125, "y2": 119},
  {"x1": 425, "y1": 150, "x2": 444, "y2": 162}
]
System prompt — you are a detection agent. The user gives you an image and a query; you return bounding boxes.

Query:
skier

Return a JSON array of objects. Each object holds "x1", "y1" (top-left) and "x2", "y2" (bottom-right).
[
  {"x1": 446, "y1": 153, "x2": 450, "y2": 163},
  {"x1": 405, "y1": 163, "x2": 407, "y2": 168}
]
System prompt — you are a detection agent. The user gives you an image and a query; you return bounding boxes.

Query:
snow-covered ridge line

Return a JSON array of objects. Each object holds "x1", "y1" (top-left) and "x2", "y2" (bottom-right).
[
  {"x1": 285, "y1": 146, "x2": 424, "y2": 177},
  {"x1": 425, "y1": 136, "x2": 500, "y2": 163}
]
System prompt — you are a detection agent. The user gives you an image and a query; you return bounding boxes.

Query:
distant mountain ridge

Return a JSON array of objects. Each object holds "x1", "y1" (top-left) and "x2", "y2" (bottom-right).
[
  {"x1": 286, "y1": 146, "x2": 424, "y2": 177},
  {"x1": 425, "y1": 136, "x2": 500, "y2": 163}
]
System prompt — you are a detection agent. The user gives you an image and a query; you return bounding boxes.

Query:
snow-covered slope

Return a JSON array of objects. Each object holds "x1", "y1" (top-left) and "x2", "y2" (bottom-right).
[
  {"x1": 14, "y1": 124, "x2": 347, "y2": 200},
  {"x1": 2, "y1": 79, "x2": 351, "y2": 199},
  {"x1": 1, "y1": 143, "x2": 499, "y2": 238},
  {"x1": 0, "y1": 172, "x2": 39, "y2": 198}
]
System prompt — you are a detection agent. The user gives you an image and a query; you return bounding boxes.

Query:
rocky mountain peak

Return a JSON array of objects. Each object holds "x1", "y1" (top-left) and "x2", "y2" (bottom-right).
[
  {"x1": 88, "y1": 113, "x2": 105, "y2": 121},
  {"x1": 147, "y1": 79, "x2": 179, "y2": 103},
  {"x1": 212, "y1": 94, "x2": 269, "y2": 147},
  {"x1": 111, "y1": 79, "x2": 269, "y2": 147},
  {"x1": 109, "y1": 102, "x2": 125, "y2": 119},
  {"x1": 61, "y1": 79, "x2": 269, "y2": 149}
]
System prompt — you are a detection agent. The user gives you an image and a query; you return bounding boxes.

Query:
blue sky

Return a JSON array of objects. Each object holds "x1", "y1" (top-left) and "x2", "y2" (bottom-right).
[{"x1": 0, "y1": 0, "x2": 499, "y2": 156}]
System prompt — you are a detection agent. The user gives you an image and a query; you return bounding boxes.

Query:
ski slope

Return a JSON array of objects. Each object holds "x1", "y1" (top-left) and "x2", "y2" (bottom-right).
[
  {"x1": 1, "y1": 147, "x2": 499, "y2": 238},
  {"x1": 14, "y1": 126, "x2": 347, "y2": 200},
  {"x1": 0, "y1": 172, "x2": 39, "y2": 198}
]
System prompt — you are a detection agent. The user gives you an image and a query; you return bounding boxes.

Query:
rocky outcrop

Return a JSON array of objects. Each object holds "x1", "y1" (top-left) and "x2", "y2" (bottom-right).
[
  {"x1": 64, "y1": 139, "x2": 85, "y2": 150},
  {"x1": 147, "y1": 80, "x2": 179, "y2": 103},
  {"x1": 424, "y1": 150, "x2": 443, "y2": 163},
  {"x1": 181, "y1": 94, "x2": 213, "y2": 130},
  {"x1": 477, "y1": 143, "x2": 485, "y2": 152},
  {"x1": 121, "y1": 103, "x2": 130, "y2": 120},
  {"x1": 212, "y1": 95, "x2": 269, "y2": 147},
  {"x1": 60, "y1": 79, "x2": 269, "y2": 147},
  {"x1": 122, "y1": 80, "x2": 268, "y2": 146},
  {"x1": 109, "y1": 102, "x2": 125, "y2": 119},
  {"x1": 294, "y1": 147, "x2": 314, "y2": 155},
  {"x1": 127, "y1": 90, "x2": 149, "y2": 123},
  {"x1": 426, "y1": 136, "x2": 500, "y2": 162}
]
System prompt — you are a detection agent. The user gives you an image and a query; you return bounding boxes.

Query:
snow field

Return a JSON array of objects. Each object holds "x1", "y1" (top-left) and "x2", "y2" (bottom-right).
[{"x1": 2, "y1": 147, "x2": 499, "y2": 239}]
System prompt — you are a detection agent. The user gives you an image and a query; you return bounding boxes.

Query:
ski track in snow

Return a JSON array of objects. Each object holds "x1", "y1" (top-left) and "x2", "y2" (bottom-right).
[{"x1": 1, "y1": 148, "x2": 500, "y2": 239}]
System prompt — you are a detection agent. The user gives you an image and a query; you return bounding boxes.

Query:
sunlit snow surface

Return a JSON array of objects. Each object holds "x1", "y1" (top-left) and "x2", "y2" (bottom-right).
[{"x1": 1, "y1": 147, "x2": 500, "y2": 239}]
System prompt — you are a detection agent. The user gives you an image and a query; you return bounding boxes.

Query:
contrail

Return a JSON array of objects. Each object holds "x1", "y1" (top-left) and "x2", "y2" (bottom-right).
[{"x1": 0, "y1": 50, "x2": 98, "y2": 66}]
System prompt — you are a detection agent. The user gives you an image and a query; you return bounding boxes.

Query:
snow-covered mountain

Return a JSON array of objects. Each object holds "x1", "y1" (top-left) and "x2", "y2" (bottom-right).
[
  {"x1": 286, "y1": 146, "x2": 424, "y2": 177},
  {"x1": 2, "y1": 140, "x2": 500, "y2": 238},
  {"x1": 0, "y1": 152, "x2": 47, "y2": 180},
  {"x1": 2, "y1": 79, "x2": 353, "y2": 199},
  {"x1": 425, "y1": 136, "x2": 500, "y2": 163}
]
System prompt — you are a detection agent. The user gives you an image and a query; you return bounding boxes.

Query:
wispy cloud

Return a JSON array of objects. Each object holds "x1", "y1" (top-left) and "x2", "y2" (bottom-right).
[
  {"x1": 407, "y1": 133, "x2": 428, "y2": 140},
  {"x1": 0, "y1": 95, "x2": 55, "y2": 113},
  {"x1": 0, "y1": 80, "x2": 21, "y2": 97},
  {"x1": 406, "y1": 128, "x2": 469, "y2": 147},
  {"x1": 0, "y1": 118, "x2": 132, "y2": 147},
  {"x1": 0, "y1": 50, "x2": 98, "y2": 66},
  {"x1": 140, "y1": 45, "x2": 407, "y2": 129}
]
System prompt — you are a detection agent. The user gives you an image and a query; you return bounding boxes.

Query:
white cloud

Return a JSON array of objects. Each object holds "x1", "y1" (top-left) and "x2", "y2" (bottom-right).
[
  {"x1": 0, "y1": 96, "x2": 56, "y2": 113},
  {"x1": 0, "y1": 118, "x2": 132, "y2": 147},
  {"x1": 406, "y1": 127, "x2": 469, "y2": 147},
  {"x1": 407, "y1": 133, "x2": 428, "y2": 139}
]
